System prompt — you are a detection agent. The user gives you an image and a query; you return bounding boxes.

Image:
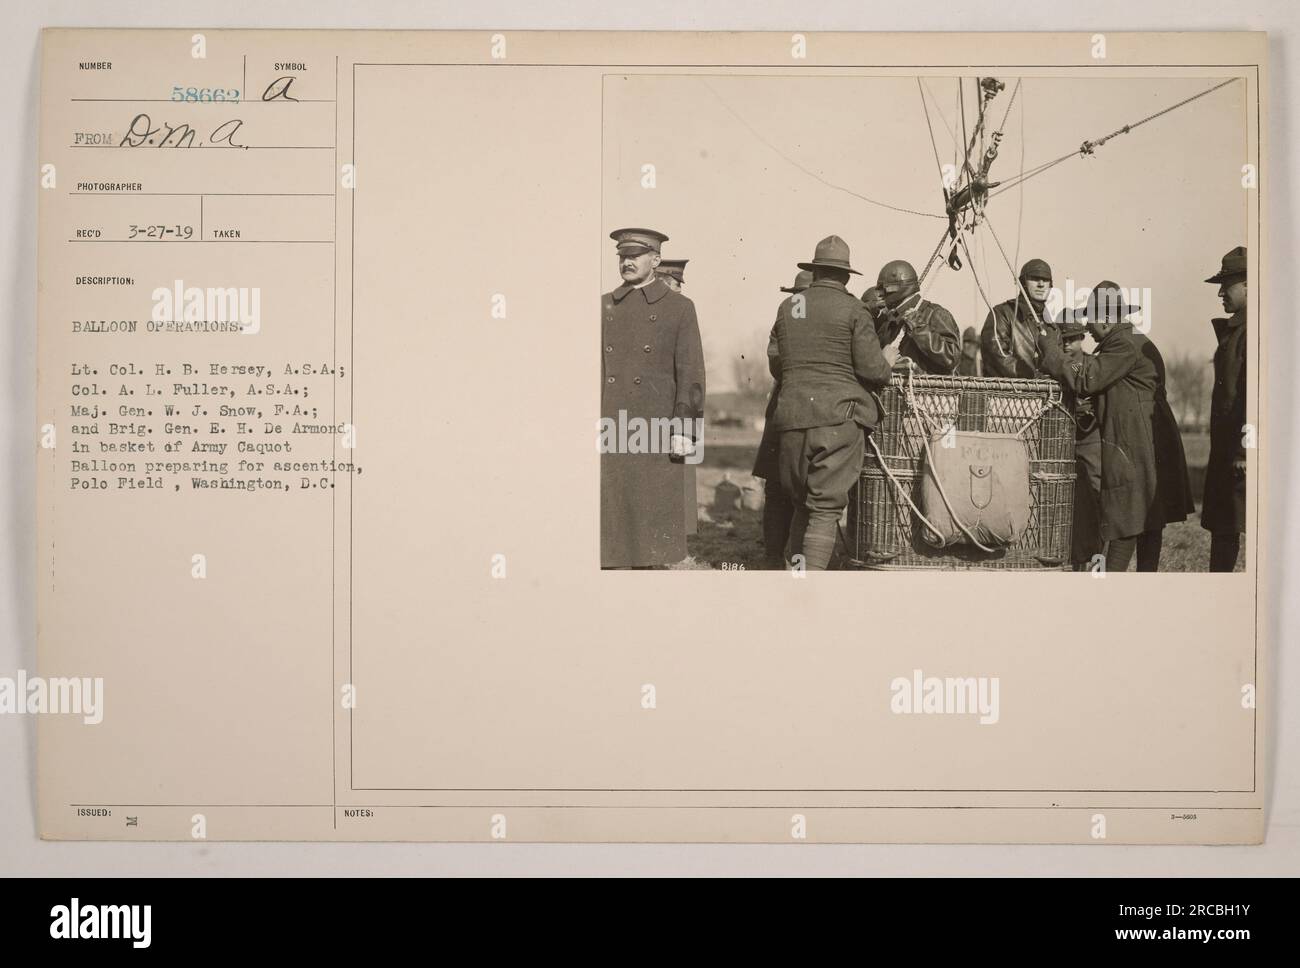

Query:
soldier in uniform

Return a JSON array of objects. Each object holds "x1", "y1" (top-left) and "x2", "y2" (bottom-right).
[
  {"x1": 752, "y1": 269, "x2": 811, "y2": 568},
  {"x1": 768, "y1": 237, "x2": 891, "y2": 570},
  {"x1": 860, "y1": 260, "x2": 961, "y2": 374},
  {"x1": 1066, "y1": 285, "x2": 1193, "y2": 571},
  {"x1": 956, "y1": 326, "x2": 981, "y2": 376},
  {"x1": 981, "y1": 258, "x2": 1056, "y2": 377},
  {"x1": 601, "y1": 229, "x2": 706, "y2": 568},
  {"x1": 1201, "y1": 246, "x2": 1248, "y2": 572},
  {"x1": 654, "y1": 258, "x2": 699, "y2": 536},
  {"x1": 1038, "y1": 282, "x2": 1164, "y2": 573},
  {"x1": 657, "y1": 258, "x2": 688, "y2": 293},
  {"x1": 1058, "y1": 319, "x2": 1102, "y2": 567}
]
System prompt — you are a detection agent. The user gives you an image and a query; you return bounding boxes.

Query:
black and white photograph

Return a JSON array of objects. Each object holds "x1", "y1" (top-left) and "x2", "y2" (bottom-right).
[{"x1": 601, "y1": 73, "x2": 1251, "y2": 572}]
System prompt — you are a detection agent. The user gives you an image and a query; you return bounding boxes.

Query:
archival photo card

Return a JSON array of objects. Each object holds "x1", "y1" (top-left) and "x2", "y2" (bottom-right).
[{"x1": 35, "y1": 29, "x2": 1266, "y2": 843}]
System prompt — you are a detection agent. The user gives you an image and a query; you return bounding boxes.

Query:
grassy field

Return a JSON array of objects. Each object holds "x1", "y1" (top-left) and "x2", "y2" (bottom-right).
[{"x1": 680, "y1": 464, "x2": 1244, "y2": 573}]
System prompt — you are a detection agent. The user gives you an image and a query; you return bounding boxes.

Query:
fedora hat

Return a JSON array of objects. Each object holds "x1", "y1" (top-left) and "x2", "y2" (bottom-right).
[
  {"x1": 1074, "y1": 280, "x2": 1141, "y2": 320},
  {"x1": 1205, "y1": 245, "x2": 1247, "y2": 284},
  {"x1": 797, "y1": 235, "x2": 861, "y2": 275},
  {"x1": 780, "y1": 269, "x2": 813, "y2": 293}
]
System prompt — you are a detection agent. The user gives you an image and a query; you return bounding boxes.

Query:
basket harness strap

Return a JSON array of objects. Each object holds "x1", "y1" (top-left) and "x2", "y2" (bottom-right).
[{"x1": 874, "y1": 364, "x2": 1000, "y2": 553}]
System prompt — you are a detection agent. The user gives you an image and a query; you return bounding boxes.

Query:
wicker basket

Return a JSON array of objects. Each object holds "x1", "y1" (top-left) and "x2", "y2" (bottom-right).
[{"x1": 846, "y1": 372, "x2": 1076, "y2": 570}]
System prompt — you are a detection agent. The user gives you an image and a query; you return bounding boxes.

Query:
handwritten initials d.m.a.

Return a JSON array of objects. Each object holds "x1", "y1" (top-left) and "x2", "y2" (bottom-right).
[{"x1": 119, "y1": 113, "x2": 245, "y2": 149}]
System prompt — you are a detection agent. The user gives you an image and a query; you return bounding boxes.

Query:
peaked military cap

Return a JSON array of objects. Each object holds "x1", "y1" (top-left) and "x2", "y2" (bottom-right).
[
  {"x1": 610, "y1": 227, "x2": 669, "y2": 254},
  {"x1": 657, "y1": 258, "x2": 689, "y2": 282}
]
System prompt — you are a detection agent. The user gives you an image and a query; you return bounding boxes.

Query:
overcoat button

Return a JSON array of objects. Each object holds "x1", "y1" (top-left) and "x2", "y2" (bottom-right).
[
  {"x1": 643, "y1": 345, "x2": 652, "y2": 352},
  {"x1": 605, "y1": 345, "x2": 613, "y2": 352},
  {"x1": 634, "y1": 377, "x2": 641, "y2": 385},
  {"x1": 649, "y1": 314, "x2": 657, "y2": 321},
  {"x1": 607, "y1": 376, "x2": 615, "y2": 384}
]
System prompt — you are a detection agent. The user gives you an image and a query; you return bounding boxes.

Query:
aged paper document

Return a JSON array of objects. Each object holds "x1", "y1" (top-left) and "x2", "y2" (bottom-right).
[{"x1": 36, "y1": 29, "x2": 1266, "y2": 842}]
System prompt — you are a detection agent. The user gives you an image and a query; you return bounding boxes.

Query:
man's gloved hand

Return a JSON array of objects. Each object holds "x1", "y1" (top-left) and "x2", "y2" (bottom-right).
[
  {"x1": 862, "y1": 286, "x2": 887, "y2": 318},
  {"x1": 669, "y1": 434, "x2": 695, "y2": 459}
]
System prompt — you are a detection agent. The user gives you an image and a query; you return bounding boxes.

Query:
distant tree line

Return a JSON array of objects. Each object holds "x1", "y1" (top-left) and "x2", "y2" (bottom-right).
[{"x1": 1164, "y1": 351, "x2": 1212, "y2": 433}]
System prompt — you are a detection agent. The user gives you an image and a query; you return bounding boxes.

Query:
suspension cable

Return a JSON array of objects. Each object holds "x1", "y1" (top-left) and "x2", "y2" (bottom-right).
[
  {"x1": 920, "y1": 77, "x2": 958, "y2": 143},
  {"x1": 988, "y1": 77, "x2": 1240, "y2": 200},
  {"x1": 918, "y1": 77, "x2": 949, "y2": 199},
  {"x1": 1015, "y1": 85, "x2": 1025, "y2": 271},
  {"x1": 916, "y1": 225, "x2": 952, "y2": 287},
  {"x1": 702, "y1": 80, "x2": 946, "y2": 219},
  {"x1": 958, "y1": 78, "x2": 976, "y2": 182},
  {"x1": 983, "y1": 216, "x2": 1048, "y2": 335}
]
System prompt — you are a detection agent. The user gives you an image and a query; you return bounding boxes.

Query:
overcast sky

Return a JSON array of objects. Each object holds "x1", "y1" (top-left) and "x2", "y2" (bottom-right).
[{"x1": 603, "y1": 72, "x2": 1248, "y2": 391}]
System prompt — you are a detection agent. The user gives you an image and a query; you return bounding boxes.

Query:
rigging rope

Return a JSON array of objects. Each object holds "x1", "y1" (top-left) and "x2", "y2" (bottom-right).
[
  {"x1": 988, "y1": 77, "x2": 1240, "y2": 200},
  {"x1": 1015, "y1": 85, "x2": 1025, "y2": 271},
  {"x1": 982, "y1": 215, "x2": 1049, "y2": 335},
  {"x1": 702, "y1": 80, "x2": 946, "y2": 219},
  {"x1": 958, "y1": 78, "x2": 976, "y2": 182},
  {"x1": 900, "y1": 365, "x2": 1000, "y2": 553},
  {"x1": 918, "y1": 77, "x2": 949, "y2": 199},
  {"x1": 919, "y1": 77, "x2": 958, "y2": 143},
  {"x1": 956, "y1": 85, "x2": 967, "y2": 171},
  {"x1": 954, "y1": 225, "x2": 1006, "y2": 356},
  {"x1": 916, "y1": 225, "x2": 952, "y2": 288},
  {"x1": 867, "y1": 434, "x2": 948, "y2": 546},
  {"x1": 997, "y1": 78, "x2": 1021, "y2": 132}
]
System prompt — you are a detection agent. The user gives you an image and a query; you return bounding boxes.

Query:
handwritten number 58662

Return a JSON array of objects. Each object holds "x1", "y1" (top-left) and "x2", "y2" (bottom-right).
[{"x1": 170, "y1": 87, "x2": 240, "y2": 102}]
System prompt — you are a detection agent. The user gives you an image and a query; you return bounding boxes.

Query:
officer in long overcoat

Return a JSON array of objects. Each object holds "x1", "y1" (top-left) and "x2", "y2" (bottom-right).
[
  {"x1": 1130, "y1": 328, "x2": 1197, "y2": 532},
  {"x1": 601, "y1": 229, "x2": 706, "y2": 568},
  {"x1": 1058, "y1": 320, "x2": 1103, "y2": 567},
  {"x1": 1063, "y1": 282, "x2": 1192, "y2": 571},
  {"x1": 1037, "y1": 282, "x2": 1163, "y2": 572},
  {"x1": 768, "y1": 236, "x2": 891, "y2": 570},
  {"x1": 655, "y1": 258, "x2": 700, "y2": 536},
  {"x1": 1201, "y1": 246, "x2": 1248, "y2": 572}
]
